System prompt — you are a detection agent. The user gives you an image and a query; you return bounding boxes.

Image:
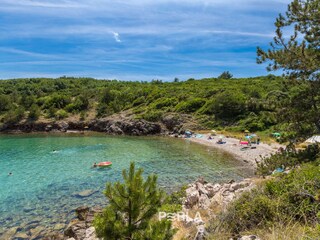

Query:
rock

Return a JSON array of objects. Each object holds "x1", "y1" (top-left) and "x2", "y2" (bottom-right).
[
  {"x1": 23, "y1": 207, "x2": 35, "y2": 213},
  {"x1": 107, "y1": 124, "x2": 123, "y2": 135},
  {"x1": 193, "y1": 218, "x2": 205, "y2": 226},
  {"x1": 75, "y1": 206, "x2": 90, "y2": 221},
  {"x1": 84, "y1": 227, "x2": 98, "y2": 240},
  {"x1": 57, "y1": 122, "x2": 69, "y2": 132},
  {"x1": 230, "y1": 182, "x2": 250, "y2": 192},
  {"x1": 53, "y1": 223, "x2": 66, "y2": 231},
  {"x1": 42, "y1": 231, "x2": 64, "y2": 240},
  {"x1": 228, "y1": 179, "x2": 235, "y2": 184},
  {"x1": 238, "y1": 235, "x2": 261, "y2": 240},
  {"x1": 64, "y1": 221, "x2": 86, "y2": 239},
  {"x1": 161, "y1": 114, "x2": 181, "y2": 131},
  {"x1": 195, "y1": 177, "x2": 207, "y2": 185},
  {"x1": 205, "y1": 183, "x2": 221, "y2": 198},
  {"x1": 74, "y1": 189, "x2": 96, "y2": 198},
  {"x1": 194, "y1": 225, "x2": 206, "y2": 240},
  {"x1": 2, "y1": 227, "x2": 19, "y2": 239},
  {"x1": 14, "y1": 232, "x2": 30, "y2": 239},
  {"x1": 197, "y1": 184, "x2": 208, "y2": 196},
  {"x1": 184, "y1": 188, "x2": 199, "y2": 208},
  {"x1": 198, "y1": 194, "x2": 210, "y2": 209},
  {"x1": 29, "y1": 226, "x2": 46, "y2": 239}
]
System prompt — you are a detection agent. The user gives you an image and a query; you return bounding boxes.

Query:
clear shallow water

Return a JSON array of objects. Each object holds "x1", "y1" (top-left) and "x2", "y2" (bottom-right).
[{"x1": 0, "y1": 134, "x2": 253, "y2": 233}]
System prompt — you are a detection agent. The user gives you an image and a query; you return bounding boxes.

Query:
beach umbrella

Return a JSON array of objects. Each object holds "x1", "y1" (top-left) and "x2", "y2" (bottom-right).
[
  {"x1": 245, "y1": 135, "x2": 253, "y2": 139},
  {"x1": 211, "y1": 130, "x2": 217, "y2": 133},
  {"x1": 218, "y1": 135, "x2": 225, "y2": 139},
  {"x1": 185, "y1": 131, "x2": 192, "y2": 135},
  {"x1": 305, "y1": 135, "x2": 320, "y2": 143},
  {"x1": 273, "y1": 132, "x2": 281, "y2": 137},
  {"x1": 244, "y1": 130, "x2": 250, "y2": 133},
  {"x1": 251, "y1": 134, "x2": 257, "y2": 137}
]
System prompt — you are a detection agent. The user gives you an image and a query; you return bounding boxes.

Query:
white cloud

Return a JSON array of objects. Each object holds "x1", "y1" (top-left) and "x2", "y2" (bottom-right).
[{"x1": 112, "y1": 32, "x2": 121, "y2": 42}]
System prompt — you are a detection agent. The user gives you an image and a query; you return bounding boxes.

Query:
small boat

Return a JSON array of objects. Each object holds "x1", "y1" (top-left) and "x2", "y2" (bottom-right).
[{"x1": 97, "y1": 161, "x2": 112, "y2": 168}]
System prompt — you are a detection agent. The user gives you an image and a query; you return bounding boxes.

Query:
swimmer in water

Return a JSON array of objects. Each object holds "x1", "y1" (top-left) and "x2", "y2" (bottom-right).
[
  {"x1": 92, "y1": 163, "x2": 97, "y2": 168},
  {"x1": 8, "y1": 172, "x2": 12, "y2": 176}
]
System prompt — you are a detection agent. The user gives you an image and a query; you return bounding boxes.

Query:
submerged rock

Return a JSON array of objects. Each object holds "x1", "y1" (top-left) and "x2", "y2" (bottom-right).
[
  {"x1": 75, "y1": 206, "x2": 89, "y2": 221},
  {"x1": 14, "y1": 232, "x2": 30, "y2": 240},
  {"x1": 73, "y1": 190, "x2": 96, "y2": 198},
  {"x1": 1, "y1": 227, "x2": 19, "y2": 239}
]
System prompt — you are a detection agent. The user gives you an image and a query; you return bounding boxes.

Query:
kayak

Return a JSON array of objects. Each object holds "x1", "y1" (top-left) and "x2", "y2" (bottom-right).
[{"x1": 97, "y1": 161, "x2": 112, "y2": 168}]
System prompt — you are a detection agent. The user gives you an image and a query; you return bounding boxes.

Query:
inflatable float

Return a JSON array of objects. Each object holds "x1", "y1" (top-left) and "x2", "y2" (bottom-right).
[{"x1": 97, "y1": 161, "x2": 112, "y2": 168}]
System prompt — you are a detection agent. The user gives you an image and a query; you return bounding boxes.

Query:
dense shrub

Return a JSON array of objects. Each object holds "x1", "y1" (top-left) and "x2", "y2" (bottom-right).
[
  {"x1": 55, "y1": 109, "x2": 68, "y2": 120},
  {"x1": 257, "y1": 143, "x2": 320, "y2": 176},
  {"x1": 44, "y1": 94, "x2": 71, "y2": 109},
  {"x1": 151, "y1": 98, "x2": 177, "y2": 110},
  {"x1": 175, "y1": 98, "x2": 206, "y2": 113},
  {"x1": 0, "y1": 95, "x2": 11, "y2": 112},
  {"x1": 3, "y1": 107, "x2": 25, "y2": 124},
  {"x1": 28, "y1": 104, "x2": 41, "y2": 120},
  {"x1": 142, "y1": 110, "x2": 163, "y2": 122},
  {"x1": 200, "y1": 91, "x2": 246, "y2": 119},
  {"x1": 211, "y1": 164, "x2": 320, "y2": 235}
]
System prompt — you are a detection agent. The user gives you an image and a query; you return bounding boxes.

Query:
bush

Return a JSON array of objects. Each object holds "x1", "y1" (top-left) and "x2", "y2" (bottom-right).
[
  {"x1": 142, "y1": 110, "x2": 163, "y2": 122},
  {"x1": 257, "y1": 143, "x2": 320, "y2": 176},
  {"x1": 3, "y1": 107, "x2": 25, "y2": 124},
  {"x1": 0, "y1": 95, "x2": 11, "y2": 112},
  {"x1": 44, "y1": 94, "x2": 71, "y2": 109},
  {"x1": 55, "y1": 109, "x2": 68, "y2": 120},
  {"x1": 151, "y1": 98, "x2": 177, "y2": 110},
  {"x1": 175, "y1": 98, "x2": 206, "y2": 113},
  {"x1": 28, "y1": 104, "x2": 41, "y2": 120},
  {"x1": 96, "y1": 103, "x2": 114, "y2": 118},
  {"x1": 211, "y1": 164, "x2": 320, "y2": 235},
  {"x1": 199, "y1": 92, "x2": 246, "y2": 119}
]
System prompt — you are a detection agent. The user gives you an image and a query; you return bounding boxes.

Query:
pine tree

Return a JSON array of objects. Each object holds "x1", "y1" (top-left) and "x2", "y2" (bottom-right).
[
  {"x1": 257, "y1": 0, "x2": 320, "y2": 134},
  {"x1": 217, "y1": 71, "x2": 233, "y2": 79},
  {"x1": 94, "y1": 162, "x2": 174, "y2": 240},
  {"x1": 257, "y1": 0, "x2": 320, "y2": 80}
]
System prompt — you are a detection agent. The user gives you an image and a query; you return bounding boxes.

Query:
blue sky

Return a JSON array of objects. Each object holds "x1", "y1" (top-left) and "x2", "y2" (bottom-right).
[{"x1": 0, "y1": 0, "x2": 291, "y2": 81}]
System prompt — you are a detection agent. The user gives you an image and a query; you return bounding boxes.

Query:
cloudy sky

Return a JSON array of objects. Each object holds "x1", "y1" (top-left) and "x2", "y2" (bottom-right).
[{"x1": 0, "y1": 0, "x2": 291, "y2": 81}]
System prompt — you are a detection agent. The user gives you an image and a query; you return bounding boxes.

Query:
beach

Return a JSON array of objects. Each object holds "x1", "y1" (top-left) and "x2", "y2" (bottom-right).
[{"x1": 185, "y1": 134, "x2": 281, "y2": 167}]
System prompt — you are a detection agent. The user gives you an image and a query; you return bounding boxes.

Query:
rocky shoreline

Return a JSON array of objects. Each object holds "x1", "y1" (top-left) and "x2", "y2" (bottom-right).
[
  {"x1": 180, "y1": 177, "x2": 257, "y2": 240},
  {"x1": 0, "y1": 118, "x2": 162, "y2": 136},
  {"x1": 0, "y1": 176, "x2": 261, "y2": 240},
  {"x1": 0, "y1": 113, "x2": 202, "y2": 136},
  {"x1": 0, "y1": 115, "x2": 269, "y2": 239}
]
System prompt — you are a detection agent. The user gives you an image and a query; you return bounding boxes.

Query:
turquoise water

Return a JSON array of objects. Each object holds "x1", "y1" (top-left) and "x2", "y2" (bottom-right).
[{"x1": 0, "y1": 134, "x2": 253, "y2": 233}]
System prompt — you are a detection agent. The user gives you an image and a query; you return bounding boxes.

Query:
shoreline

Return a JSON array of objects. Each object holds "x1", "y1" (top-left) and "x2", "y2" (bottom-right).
[
  {"x1": 180, "y1": 133, "x2": 281, "y2": 167},
  {"x1": 0, "y1": 131, "x2": 281, "y2": 239}
]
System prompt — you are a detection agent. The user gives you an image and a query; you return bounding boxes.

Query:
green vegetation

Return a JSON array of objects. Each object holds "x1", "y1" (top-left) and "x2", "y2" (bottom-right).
[
  {"x1": 257, "y1": 0, "x2": 320, "y2": 136},
  {"x1": 257, "y1": 143, "x2": 320, "y2": 176},
  {"x1": 208, "y1": 161, "x2": 320, "y2": 239},
  {"x1": 94, "y1": 162, "x2": 175, "y2": 240},
  {"x1": 217, "y1": 71, "x2": 233, "y2": 80},
  {"x1": 0, "y1": 76, "x2": 298, "y2": 134}
]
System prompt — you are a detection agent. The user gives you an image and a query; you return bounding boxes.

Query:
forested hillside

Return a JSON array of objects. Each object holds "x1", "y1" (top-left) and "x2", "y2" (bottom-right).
[{"x1": 0, "y1": 75, "x2": 308, "y2": 137}]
